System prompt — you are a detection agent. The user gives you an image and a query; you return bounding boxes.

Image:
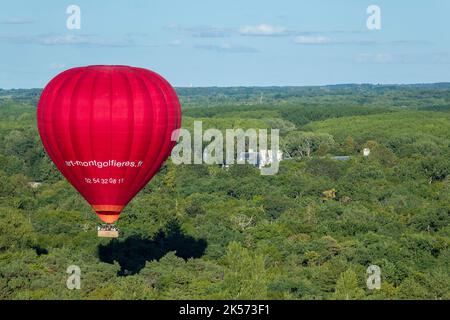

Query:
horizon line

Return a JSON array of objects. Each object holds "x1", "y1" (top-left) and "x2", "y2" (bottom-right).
[{"x1": 1, "y1": 81, "x2": 450, "y2": 91}]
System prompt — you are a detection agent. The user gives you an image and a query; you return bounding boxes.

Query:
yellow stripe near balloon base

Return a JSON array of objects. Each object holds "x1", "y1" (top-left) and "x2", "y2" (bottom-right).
[
  {"x1": 92, "y1": 205, "x2": 124, "y2": 224},
  {"x1": 92, "y1": 205, "x2": 124, "y2": 213}
]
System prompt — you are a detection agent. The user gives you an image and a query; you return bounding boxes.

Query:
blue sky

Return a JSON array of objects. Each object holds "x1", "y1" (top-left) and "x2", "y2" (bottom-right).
[{"x1": 0, "y1": 0, "x2": 449, "y2": 88}]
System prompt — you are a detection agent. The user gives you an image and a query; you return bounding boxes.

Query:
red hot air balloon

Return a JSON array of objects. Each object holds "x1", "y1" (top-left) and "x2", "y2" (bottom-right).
[{"x1": 37, "y1": 65, "x2": 181, "y2": 225}]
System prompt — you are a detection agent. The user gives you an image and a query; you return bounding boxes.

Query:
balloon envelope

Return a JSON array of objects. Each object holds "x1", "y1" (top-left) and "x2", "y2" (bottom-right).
[{"x1": 37, "y1": 65, "x2": 181, "y2": 223}]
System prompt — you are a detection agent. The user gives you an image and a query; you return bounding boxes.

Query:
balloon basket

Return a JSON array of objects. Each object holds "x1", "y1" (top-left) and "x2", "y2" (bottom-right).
[{"x1": 97, "y1": 224, "x2": 119, "y2": 238}]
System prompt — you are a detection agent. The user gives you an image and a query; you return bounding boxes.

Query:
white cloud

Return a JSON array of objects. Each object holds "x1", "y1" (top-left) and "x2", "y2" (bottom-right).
[
  {"x1": 167, "y1": 24, "x2": 231, "y2": 38},
  {"x1": 293, "y1": 36, "x2": 428, "y2": 46},
  {"x1": 40, "y1": 34, "x2": 90, "y2": 45},
  {"x1": 195, "y1": 43, "x2": 258, "y2": 53},
  {"x1": 169, "y1": 39, "x2": 182, "y2": 46},
  {"x1": 293, "y1": 35, "x2": 330, "y2": 44},
  {"x1": 431, "y1": 52, "x2": 450, "y2": 64},
  {"x1": 49, "y1": 62, "x2": 67, "y2": 70},
  {"x1": 239, "y1": 24, "x2": 287, "y2": 36},
  {"x1": 355, "y1": 53, "x2": 396, "y2": 64},
  {"x1": 0, "y1": 34, "x2": 156, "y2": 47},
  {"x1": 124, "y1": 32, "x2": 150, "y2": 38},
  {"x1": 0, "y1": 17, "x2": 34, "y2": 24},
  {"x1": 39, "y1": 34, "x2": 129, "y2": 46}
]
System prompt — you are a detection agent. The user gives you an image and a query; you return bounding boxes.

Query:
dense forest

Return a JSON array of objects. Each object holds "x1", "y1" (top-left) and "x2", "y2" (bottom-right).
[{"x1": 0, "y1": 84, "x2": 449, "y2": 299}]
